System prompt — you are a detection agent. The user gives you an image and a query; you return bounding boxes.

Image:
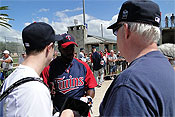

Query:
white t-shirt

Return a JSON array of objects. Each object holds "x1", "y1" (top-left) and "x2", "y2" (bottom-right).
[
  {"x1": 108, "y1": 54, "x2": 117, "y2": 66},
  {"x1": 78, "y1": 52, "x2": 84, "y2": 59},
  {"x1": 1, "y1": 56, "x2": 13, "y2": 70},
  {"x1": 0, "y1": 65, "x2": 53, "y2": 117}
]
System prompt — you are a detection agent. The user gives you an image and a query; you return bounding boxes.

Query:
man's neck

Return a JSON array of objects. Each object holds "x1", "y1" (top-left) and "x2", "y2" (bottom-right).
[
  {"x1": 60, "y1": 56, "x2": 73, "y2": 65},
  {"x1": 22, "y1": 54, "x2": 46, "y2": 76},
  {"x1": 127, "y1": 43, "x2": 158, "y2": 63}
]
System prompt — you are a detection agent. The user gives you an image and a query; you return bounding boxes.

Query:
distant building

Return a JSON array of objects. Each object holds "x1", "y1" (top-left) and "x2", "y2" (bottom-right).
[
  {"x1": 67, "y1": 25, "x2": 117, "y2": 54},
  {"x1": 162, "y1": 28, "x2": 175, "y2": 44}
]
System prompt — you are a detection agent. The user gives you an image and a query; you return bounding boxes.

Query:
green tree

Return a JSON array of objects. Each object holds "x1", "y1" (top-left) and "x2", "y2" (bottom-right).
[{"x1": 0, "y1": 6, "x2": 14, "y2": 29}]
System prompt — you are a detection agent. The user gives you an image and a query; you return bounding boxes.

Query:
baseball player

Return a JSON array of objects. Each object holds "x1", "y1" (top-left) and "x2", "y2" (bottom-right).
[{"x1": 41, "y1": 33, "x2": 97, "y2": 112}]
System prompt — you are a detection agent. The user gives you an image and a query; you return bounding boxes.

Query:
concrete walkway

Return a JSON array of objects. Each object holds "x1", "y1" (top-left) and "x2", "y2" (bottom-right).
[{"x1": 91, "y1": 79, "x2": 113, "y2": 116}]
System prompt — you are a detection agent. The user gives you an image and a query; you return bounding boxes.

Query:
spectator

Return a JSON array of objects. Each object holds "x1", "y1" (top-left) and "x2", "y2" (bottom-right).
[
  {"x1": 18, "y1": 52, "x2": 26, "y2": 64},
  {"x1": 78, "y1": 48, "x2": 86, "y2": 62},
  {"x1": 0, "y1": 50, "x2": 13, "y2": 79},
  {"x1": 74, "y1": 52, "x2": 77, "y2": 58},
  {"x1": 0, "y1": 22, "x2": 61, "y2": 116},
  {"x1": 41, "y1": 33, "x2": 97, "y2": 113},
  {"x1": 100, "y1": 0, "x2": 175, "y2": 116},
  {"x1": 104, "y1": 48, "x2": 110, "y2": 75},
  {"x1": 116, "y1": 51, "x2": 123, "y2": 73},
  {"x1": 165, "y1": 16, "x2": 169, "y2": 28},
  {"x1": 88, "y1": 52, "x2": 93, "y2": 70},
  {"x1": 107, "y1": 50, "x2": 117, "y2": 79},
  {"x1": 91, "y1": 46, "x2": 104, "y2": 87},
  {"x1": 170, "y1": 13, "x2": 175, "y2": 27},
  {"x1": 53, "y1": 51, "x2": 58, "y2": 59},
  {"x1": 84, "y1": 53, "x2": 91, "y2": 65}
]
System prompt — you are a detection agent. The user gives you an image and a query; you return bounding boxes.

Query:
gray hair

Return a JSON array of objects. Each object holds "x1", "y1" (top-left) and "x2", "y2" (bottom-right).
[{"x1": 126, "y1": 22, "x2": 160, "y2": 44}]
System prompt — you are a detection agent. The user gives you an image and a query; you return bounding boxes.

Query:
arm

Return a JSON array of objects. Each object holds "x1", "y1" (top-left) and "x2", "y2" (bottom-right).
[
  {"x1": 86, "y1": 88, "x2": 95, "y2": 98},
  {"x1": 0, "y1": 59, "x2": 12, "y2": 63}
]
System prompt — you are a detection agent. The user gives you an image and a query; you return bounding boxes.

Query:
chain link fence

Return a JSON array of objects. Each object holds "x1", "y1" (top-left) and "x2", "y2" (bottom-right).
[{"x1": 0, "y1": 36, "x2": 24, "y2": 58}]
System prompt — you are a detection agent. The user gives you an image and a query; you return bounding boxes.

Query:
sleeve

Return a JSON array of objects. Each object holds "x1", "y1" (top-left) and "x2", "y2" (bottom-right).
[
  {"x1": 41, "y1": 65, "x2": 50, "y2": 86},
  {"x1": 75, "y1": 58, "x2": 97, "y2": 88},
  {"x1": 100, "y1": 86, "x2": 150, "y2": 116},
  {"x1": 84, "y1": 63, "x2": 97, "y2": 88}
]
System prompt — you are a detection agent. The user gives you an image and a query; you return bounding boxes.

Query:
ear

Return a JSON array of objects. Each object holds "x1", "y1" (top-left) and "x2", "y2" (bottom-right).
[
  {"x1": 45, "y1": 42, "x2": 54, "y2": 57},
  {"x1": 123, "y1": 23, "x2": 130, "y2": 39},
  {"x1": 47, "y1": 42, "x2": 54, "y2": 51}
]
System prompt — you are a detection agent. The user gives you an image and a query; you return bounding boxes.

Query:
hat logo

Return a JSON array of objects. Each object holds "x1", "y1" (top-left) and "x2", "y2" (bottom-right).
[
  {"x1": 66, "y1": 35, "x2": 71, "y2": 40},
  {"x1": 155, "y1": 17, "x2": 160, "y2": 23},
  {"x1": 122, "y1": 10, "x2": 128, "y2": 19},
  {"x1": 25, "y1": 43, "x2": 30, "y2": 47}
]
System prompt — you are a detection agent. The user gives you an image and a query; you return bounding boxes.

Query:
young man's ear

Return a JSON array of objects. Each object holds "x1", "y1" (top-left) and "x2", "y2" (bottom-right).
[
  {"x1": 47, "y1": 42, "x2": 54, "y2": 51},
  {"x1": 45, "y1": 42, "x2": 54, "y2": 57}
]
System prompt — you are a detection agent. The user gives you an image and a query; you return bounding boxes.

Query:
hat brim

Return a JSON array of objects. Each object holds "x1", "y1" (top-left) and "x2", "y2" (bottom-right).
[
  {"x1": 107, "y1": 22, "x2": 118, "y2": 29},
  {"x1": 62, "y1": 42, "x2": 78, "y2": 48},
  {"x1": 3, "y1": 52, "x2": 9, "y2": 54},
  {"x1": 55, "y1": 34, "x2": 64, "y2": 41}
]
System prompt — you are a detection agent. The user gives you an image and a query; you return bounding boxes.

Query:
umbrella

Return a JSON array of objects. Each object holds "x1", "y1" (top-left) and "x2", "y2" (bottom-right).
[{"x1": 158, "y1": 43, "x2": 175, "y2": 58}]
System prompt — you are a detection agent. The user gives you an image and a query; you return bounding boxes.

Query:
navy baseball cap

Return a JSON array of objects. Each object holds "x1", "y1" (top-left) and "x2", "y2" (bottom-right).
[
  {"x1": 22, "y1": 22, "x2": 59, "y2": 50},
  {"x1": 80, "y1": 48, "x2": 84, "y2": 51},
  {"x1": 56, "y1": 33, "x2": 78, "y2": 48},
  {"x1": 108, "y1": 0, "x2": 161, "y2": 29},
  {"x1": 92, "y1": 46, "x2": 96, "y2": 49}
]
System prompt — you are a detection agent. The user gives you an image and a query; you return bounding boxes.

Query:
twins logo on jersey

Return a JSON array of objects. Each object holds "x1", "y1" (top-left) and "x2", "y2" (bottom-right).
[{"x1": 54, "y1": 75, "x2": 84, "y2": 94}]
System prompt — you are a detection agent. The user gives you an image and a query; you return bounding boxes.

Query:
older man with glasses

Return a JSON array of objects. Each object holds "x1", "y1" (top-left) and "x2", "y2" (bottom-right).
[{"x1": 100, "y1": 0, "x2": 175, "y2": 116}]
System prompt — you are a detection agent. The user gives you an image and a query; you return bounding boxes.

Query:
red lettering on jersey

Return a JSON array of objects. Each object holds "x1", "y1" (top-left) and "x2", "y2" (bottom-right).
[
  {"x1": 66, "y1": 80, "x2": 69, "y2": 88},
  {"x1": 79, "y1": 77, "x2": 84, "y2": 86},
  {"x1": 75, "y1": 78, "x2": 79, "y2": 86},
  {"x1": 72, "y1": 78, "x2": 75, "y2": 87}
]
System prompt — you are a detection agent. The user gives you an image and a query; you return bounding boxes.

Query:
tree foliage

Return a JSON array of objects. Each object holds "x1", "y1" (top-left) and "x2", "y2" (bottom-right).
[{"x1": 0, "y1": 6, "x2": 14, "y2": 29}]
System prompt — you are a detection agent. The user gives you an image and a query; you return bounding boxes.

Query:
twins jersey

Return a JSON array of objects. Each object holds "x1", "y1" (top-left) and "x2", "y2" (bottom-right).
[{"x1": 42, "y1": 57, "x2": 97, "y2": 110}]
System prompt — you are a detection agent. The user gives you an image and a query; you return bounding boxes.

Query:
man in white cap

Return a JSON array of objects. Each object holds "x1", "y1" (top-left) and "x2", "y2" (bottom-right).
[{"x1": 0, "y1": 50, "x2": 13, "y2": 79}]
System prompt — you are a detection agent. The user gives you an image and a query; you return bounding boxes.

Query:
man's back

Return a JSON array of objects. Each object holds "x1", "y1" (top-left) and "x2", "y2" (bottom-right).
[
  {"x1": 0, "y1": 65, "x2": 52, "y2": 117},
  {"x1": 92, "y1": 51, "x2": 103, "y2": 71},
  {"x1": 100, "y1": 51, "x2": 175, "y2": 116}
]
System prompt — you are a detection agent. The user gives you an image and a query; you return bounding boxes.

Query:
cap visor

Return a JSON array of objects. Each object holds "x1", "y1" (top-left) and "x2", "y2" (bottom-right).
[
  {"x1": 62, "y1": 42, "x2": 78, "y2": 48},
  {"x1": 55, "y1": 34, "x2": 64, "y2": 41},
  {"x1": 107, "y1": 22, "x2": 118, "y2": 29}
]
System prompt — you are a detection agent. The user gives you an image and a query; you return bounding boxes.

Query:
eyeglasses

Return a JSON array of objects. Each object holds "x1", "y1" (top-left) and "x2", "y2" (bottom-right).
[{"x1": 113, "y1": 23, "x2": 124, "y2": 36}]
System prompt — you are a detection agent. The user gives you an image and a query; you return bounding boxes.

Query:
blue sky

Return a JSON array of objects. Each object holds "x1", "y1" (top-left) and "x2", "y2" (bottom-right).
[{"x1": 0, "y1": 0, "x2": 175, "y2": 40}]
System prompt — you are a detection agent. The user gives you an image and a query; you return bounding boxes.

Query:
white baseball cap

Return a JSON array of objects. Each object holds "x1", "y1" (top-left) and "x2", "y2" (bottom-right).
[
  {"x1": 110, "y1": 50, "x2": 114, "y2": 53},
  {"x1": 3, "y1": 50, "x2": 10, "y2": 54}
]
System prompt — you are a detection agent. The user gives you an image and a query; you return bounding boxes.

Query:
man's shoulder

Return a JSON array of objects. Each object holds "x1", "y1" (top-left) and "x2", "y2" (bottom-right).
[
  {"x1": 50, "y1": 56, "x2": 61, "y2": 65},
  {"x1": 7, "y1": 56, "x2": 13, "y2": 60}
]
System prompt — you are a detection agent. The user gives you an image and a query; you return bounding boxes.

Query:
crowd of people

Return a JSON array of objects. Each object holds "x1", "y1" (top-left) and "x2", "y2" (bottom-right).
[
  {"x1": 0, "y1": 0, "x2": 175, "y2": 116},
  {"x1": 76, "y1": 47, "x2": 128, "y2": 87}
]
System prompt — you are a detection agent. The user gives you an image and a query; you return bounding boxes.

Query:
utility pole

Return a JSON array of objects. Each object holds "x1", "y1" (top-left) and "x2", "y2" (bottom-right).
[
  {"x1": 101, "y1": 24, "x2": 103, "y2": 38},
  {"x1": 83, "y1": 0, "x2": 86, "y2": 25}
]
